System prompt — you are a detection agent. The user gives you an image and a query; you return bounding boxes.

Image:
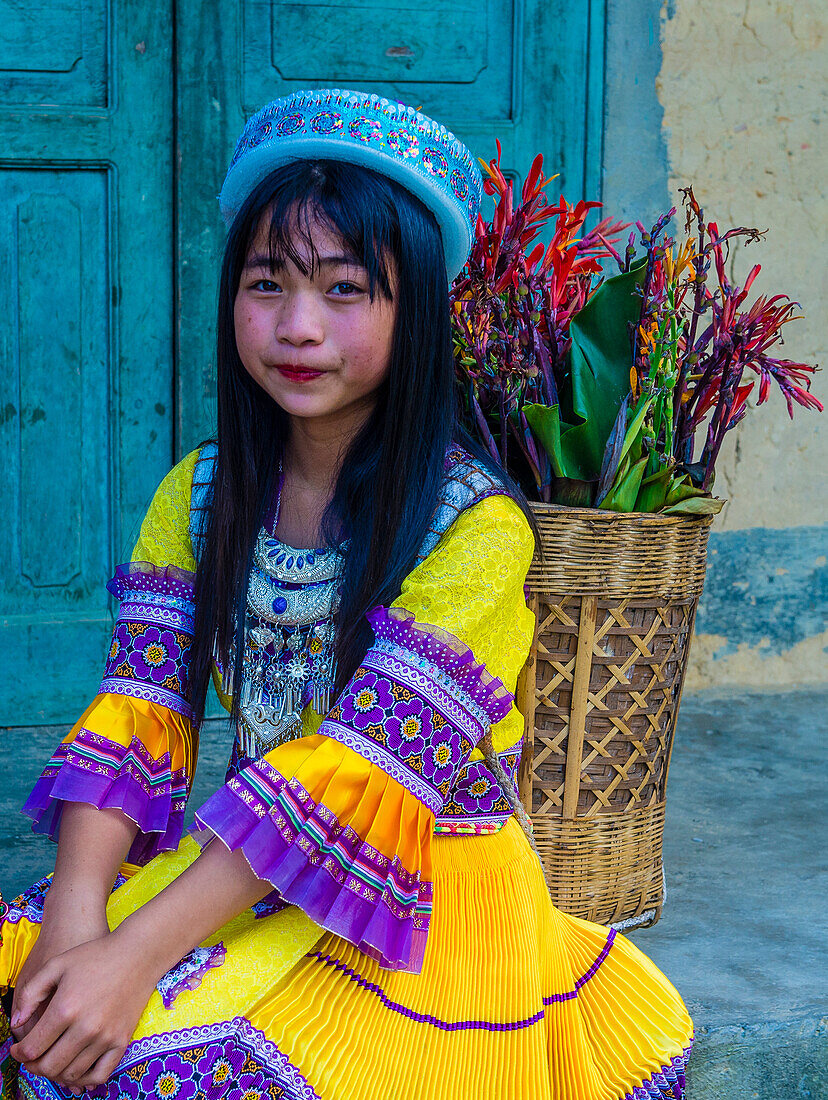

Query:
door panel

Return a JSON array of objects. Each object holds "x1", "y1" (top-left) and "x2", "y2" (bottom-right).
[
  {"x1": 176, "y1": 0, "x2": 606, "y2": 455},
  {"x1": 0, "y1": 0, "x2": 108, "y2": 107},
  {"x1": 0, "y1": 0, "x2": 175, "y2": 725},
  {"x1": 0, "y1": 0, "x2": 604, "y2": 724},
  {"x1": 251, "y1": 0, "x2": 513, "y2": 113}
]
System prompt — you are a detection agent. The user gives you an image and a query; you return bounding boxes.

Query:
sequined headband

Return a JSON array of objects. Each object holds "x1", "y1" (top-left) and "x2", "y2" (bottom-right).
[{"x1": 219, "y1": 88, "x2": 483, "y2": 281}]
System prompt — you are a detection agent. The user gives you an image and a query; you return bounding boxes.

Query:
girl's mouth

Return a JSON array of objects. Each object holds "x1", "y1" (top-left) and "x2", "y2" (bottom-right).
[{"x1": 273, "y1": 364, "x2": 325, "y2": 383}]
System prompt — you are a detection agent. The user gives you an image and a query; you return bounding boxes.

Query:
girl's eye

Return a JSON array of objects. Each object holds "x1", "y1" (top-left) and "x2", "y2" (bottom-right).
[
  {"x1": 251, "y1": 279, "x2": 280, "y2": 292},
  {"x1": 330, "y1": 281, "x2": 363, "y2": 296}
]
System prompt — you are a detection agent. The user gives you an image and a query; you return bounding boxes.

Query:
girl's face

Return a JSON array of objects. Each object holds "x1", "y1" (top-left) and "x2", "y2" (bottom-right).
[{"x1": 234, "y1": 209, "x2": 397, "y2": 425}]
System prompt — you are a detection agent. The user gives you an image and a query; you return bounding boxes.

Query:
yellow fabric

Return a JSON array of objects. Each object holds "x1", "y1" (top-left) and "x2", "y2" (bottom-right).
[
  {"x1": 106, "y1": 837, "x2": 324, "y2": 1039},
  {"x1": 0, "y1": 837, "x2": 323, "y2": 1024},
  {"x1": 0, "y1": 915, "x2": 41, "y2": 996},
  {"x1": 1, "y1": 822, "x2": 693, "y2": 1100},
  {"x1": 131, "y1": 448, "x2": 201, "y2": 572},
  {"x1": 1, "y1": 460, "x2": 695, "y2": 1097},
  {"x1": 62, "y1": 694, "x2": 196, "y2": 781},
  {"x1": 392, "y1": 493, "x2": 535, "y2": 757},
  {"x1": 242, "y1": 818, "x2": 692, "y2": 1100}
]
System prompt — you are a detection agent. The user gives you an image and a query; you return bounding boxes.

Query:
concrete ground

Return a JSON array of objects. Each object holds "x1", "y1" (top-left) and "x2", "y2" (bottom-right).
[{"x1": 2, "y1": 685, "x2": 826, "y2": 1099}]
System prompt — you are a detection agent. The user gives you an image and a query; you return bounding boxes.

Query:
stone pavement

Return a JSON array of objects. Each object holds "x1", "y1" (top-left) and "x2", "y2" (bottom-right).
[
  {"x1": 2, "y1": 685, "x2": 825, "y2": 1098},
  {"x1": 626, "y1": 685, "x2": 826, "y2": 1099}
]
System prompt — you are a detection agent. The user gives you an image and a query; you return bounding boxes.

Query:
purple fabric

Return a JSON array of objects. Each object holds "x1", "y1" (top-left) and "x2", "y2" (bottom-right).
[
  {"x1": 22, "y1": 730, "x2": 189, "y2": 866},
  {"x1": 321, "y1": 660, "x2": 476, "y2": 816},
  {"x1": 101, "y1": 562, "x2": 196, "y2": 719},
  {"x1": 18, "y1": 1017, "x2": 321, "y2": 1100},
  {"x1": 436, "y1": 738, "x2": 522, "y2": 828},
  {"x1": 366, "y1": 605, "x2": 514, "y2": 725},
  {"x1": 321, "y1": 607, "x2": 513, "y2": 817},
  {"x1": 106, "y1": 561, "x2": 196, "y2": 602},
  {"x1": 156, "y1": 943, "x2": 227, "y2": 1009},
  {"x1": 193, "y1": 759, "x2": 431, "y2": 974}
]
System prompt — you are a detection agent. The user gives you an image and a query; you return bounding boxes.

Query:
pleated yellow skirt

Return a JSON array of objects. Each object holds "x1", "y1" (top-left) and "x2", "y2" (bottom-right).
[{"x1": 1, "y1": 819, "x2": 693, "y2": 1100}]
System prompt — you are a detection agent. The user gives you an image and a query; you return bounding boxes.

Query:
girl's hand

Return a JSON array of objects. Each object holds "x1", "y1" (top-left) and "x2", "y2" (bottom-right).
[
  {"x1": 12, "y1": 897, "x2": 111, "y2": 1042},
  {"x1": 9, "y1": 928, "x2": 157, "y2": 1094}
]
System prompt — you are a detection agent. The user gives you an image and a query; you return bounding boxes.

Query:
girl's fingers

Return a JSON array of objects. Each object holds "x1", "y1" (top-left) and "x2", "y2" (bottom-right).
[
  {"x1": 55, "y1": 1040, "x2": 109, "y2": 1092},
  {"x1": 9, "y1": 997, "x2": 70, "y2": 1066},
  {"x1": 17, "y1": 1025, "x2": 97, "y2": 1083},
  {"x1": 76, "y1": 1045, "x2": 127, "y2": 1090},
  {"x1": 10, "y1": 1004, "x2": 44, "y2": 1043},
  {"x1": 10, "y1": 962, "x2": 60, "y2": 1034}
]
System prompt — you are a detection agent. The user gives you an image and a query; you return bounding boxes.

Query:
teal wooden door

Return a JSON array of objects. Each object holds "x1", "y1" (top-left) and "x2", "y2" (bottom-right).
[
  {"x1": 0, "y1": 0, "x2": 175, "y2": 725},
  {"x1": 0, "y1": 0, "x2": 604, "y2": 726},
  {"x1": 175, "y1": 0, "x2": 606, "y2": 454}
]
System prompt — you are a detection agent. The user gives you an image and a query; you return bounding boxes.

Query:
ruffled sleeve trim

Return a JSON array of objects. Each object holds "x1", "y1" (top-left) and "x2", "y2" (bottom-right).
[
  {"x1": 193, "y1": 733, "x2": 434, "y2": 974},
  {"x1": 367, "y1": 605, "x2": 514, "y2": 725},
  {"x1": 22, "y1": 693, "x2": 195, "y2": 866},
  {"x1": 106, "y1": 561, "x2": 196, "y2": 601}
]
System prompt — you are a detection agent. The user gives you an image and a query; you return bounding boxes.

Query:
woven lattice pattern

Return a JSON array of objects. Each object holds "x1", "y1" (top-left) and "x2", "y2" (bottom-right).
[
  {"x1": 517, "y1": 506, "x2": 713, "y2": 928},
  {"x1": 532, "y1": 805, "x2": 667, "y2": 925},
  {"x1": 532, "y1": 595, "x2": 696, "y2": 817}
]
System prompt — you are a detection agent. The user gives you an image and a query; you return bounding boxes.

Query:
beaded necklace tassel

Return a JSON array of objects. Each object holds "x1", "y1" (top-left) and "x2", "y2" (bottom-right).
[{"x1": 229, "y1": 525, "x2": 346, "y2": 759}]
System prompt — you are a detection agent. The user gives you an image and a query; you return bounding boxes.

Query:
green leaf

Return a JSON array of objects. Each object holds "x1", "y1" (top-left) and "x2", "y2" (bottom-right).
[
  {"x1": 664, "y1": 475, "x2": 710, "y2": 507},
  {"x1": 634, "y1": 463, "x2": 674, "y2": 512},
  {"x1": 548, "y1": 258, "x2": 648, "y2": 481},
  {"x1": 661, "y1": 494, "x2": 726, "y2": 515},
  {"x1": 524, "y1": 403, "x2": 567, "y2": 478},
  {"x1": 598, "y1": 454, "x2": 649, "y2": 512},
  {"x1": 616, "y1": 394, "x2": 654, "y2": 470}
]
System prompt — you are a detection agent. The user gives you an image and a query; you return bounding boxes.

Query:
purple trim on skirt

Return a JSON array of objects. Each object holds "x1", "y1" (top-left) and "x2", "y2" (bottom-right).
[
  {"x1": 624, "y1": 1041, "x2": 693, "y2": 1100},
  {"x1": 306, "y1": 927, "x2": 618, "y2": 1031},
  {"x1": 308, "y1": 951, "x2": 547, "y2": 1032},
  {"x1": 543, "y1": 928, "x2": 617, "y2": 1003}
]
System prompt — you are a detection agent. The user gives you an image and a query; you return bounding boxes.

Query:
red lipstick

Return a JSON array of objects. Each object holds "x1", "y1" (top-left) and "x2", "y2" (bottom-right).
[{"x1": 273, "y1": 364, "x2": 325, "y2": 383}]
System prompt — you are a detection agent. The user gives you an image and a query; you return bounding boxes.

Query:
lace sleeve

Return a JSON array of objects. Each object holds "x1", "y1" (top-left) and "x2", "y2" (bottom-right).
[{"x1": 131, "y1": 448, "x2": 201, "y2": 571}]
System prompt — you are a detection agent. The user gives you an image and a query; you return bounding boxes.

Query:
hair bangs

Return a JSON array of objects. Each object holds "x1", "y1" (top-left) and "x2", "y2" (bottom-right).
[{"x1": 245, "y1": 162, "x2": 398, "y2": 301}]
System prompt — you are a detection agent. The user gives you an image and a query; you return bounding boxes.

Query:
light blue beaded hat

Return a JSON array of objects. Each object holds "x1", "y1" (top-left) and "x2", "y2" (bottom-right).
[{"x1": 219, "y1": 88, "x2": 483, "y2": 280}]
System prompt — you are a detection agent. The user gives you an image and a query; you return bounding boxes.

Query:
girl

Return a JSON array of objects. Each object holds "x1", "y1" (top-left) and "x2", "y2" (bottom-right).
[{"x1": 1, "y1": 89, "x2": 693, "y2": 1100}]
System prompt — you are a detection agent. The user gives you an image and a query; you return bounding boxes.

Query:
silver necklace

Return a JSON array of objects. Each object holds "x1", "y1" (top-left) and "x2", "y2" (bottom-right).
[{"x1": 218, "y1": 470, "x2": 348, "y2": 759}]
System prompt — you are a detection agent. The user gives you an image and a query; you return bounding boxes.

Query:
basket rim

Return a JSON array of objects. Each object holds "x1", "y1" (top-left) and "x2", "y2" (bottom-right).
[{"x1": 528, "y1": 501, "x2": 718, "y2": 525}]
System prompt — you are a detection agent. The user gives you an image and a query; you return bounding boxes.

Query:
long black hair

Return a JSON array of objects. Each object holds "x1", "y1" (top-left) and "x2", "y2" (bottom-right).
[{"x1": 188, "y1": 159, "x2": 535, "y2": 726}]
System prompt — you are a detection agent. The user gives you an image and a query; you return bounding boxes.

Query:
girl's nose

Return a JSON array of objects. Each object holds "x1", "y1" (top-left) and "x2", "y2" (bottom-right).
[{"x1": 275, "y1": 293, "x2": 324, "y2": 346}]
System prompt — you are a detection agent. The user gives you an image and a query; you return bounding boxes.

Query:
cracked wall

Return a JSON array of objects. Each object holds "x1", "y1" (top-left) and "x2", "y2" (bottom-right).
[{"x1": 605, "y1": 0, "x2": 827, "y2": 688}]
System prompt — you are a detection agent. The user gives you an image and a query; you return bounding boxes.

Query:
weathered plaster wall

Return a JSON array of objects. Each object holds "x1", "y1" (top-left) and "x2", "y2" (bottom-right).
[{"x1": 604, "y1": 0, "x2": 827, "y2": 688}]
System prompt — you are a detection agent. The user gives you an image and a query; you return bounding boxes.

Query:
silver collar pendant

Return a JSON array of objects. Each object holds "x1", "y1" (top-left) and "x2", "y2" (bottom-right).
[{"x1": 217, "y1": 478, "x2": 348, "y2": 759}]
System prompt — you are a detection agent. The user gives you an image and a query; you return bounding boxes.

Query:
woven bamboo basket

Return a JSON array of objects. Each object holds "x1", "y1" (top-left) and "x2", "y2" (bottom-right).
[{"x1": 515, "y1": 502, "x2": 714, "y2": 930}]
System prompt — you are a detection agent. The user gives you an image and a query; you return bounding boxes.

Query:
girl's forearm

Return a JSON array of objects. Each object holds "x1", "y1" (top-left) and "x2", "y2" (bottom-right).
[
  {"x1": 45, "y1": 802, "x2": 138, "y2": 921},
  {"x1": 112, "y1": 837, "x2": 271, "y2": 981}
]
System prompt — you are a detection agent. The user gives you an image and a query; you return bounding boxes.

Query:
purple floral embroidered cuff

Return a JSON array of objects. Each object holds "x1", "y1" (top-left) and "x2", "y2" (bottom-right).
[
  {"x1": 22, "y1": 728, "x2": 190, "y2": 865},
  {"x1": 320, "y1": 605, "x2": 514, "y2": 815},
  {"x1": 102, "y1": 562, "x2": 195, "y2": 719},
  {"x1": 435, "y1": 737, "x2": 523, "y2": 832}
]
